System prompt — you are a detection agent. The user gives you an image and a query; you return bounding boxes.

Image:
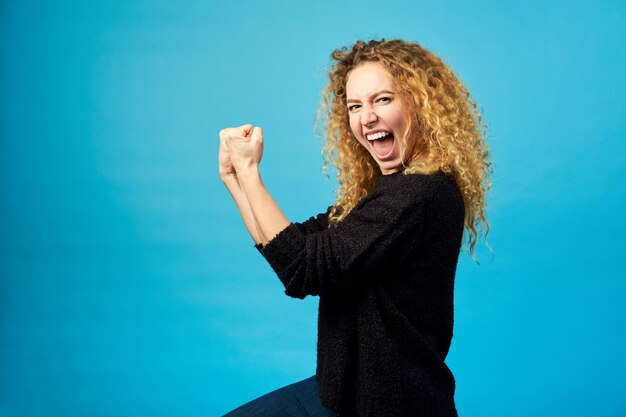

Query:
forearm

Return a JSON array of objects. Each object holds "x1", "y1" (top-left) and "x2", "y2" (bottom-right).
[
  {"x1": 236, "y1": 168, "x2": 290, "y2": 245},
  {"x1": 222, "y1": 175, "x2": 264, "y2": 244}
]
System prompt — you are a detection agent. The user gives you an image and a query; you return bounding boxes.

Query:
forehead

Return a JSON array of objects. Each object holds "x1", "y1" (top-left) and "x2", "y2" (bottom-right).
[{"x1": 346, "y1": 62, "x2": 395, "y2": 97}]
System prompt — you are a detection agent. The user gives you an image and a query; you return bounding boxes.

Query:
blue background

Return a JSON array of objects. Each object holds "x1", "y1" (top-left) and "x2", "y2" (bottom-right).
[{"x1": 1, "y1": 1, "x2": 625, "y2": 416}]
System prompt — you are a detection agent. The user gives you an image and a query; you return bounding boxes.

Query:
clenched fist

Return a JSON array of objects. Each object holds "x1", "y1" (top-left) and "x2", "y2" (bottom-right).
[{"x1": 218, "y1": 124, "x2": 264, "y2": 179}]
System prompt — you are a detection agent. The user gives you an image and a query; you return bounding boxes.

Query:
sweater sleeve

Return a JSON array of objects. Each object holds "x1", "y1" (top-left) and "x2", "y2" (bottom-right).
[
  {"x1": 257, "y1": 176, "x2": 439, "y2": 299},
  {"x1": 292, "y1": 206, "x2": 331, "y2": 234}
]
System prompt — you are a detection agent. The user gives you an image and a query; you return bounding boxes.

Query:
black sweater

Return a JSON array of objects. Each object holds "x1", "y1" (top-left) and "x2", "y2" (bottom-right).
[{"x1": 256, "y1": 171, "x2": 465, "y2": 417}]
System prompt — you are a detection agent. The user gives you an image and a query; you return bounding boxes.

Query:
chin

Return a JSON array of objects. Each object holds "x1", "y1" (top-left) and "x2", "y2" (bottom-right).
[
  {"x1": 377, "y1": 160, "x2": 403, "y2": 174},
  {"x1": 378, "y1": 165, "x2": 401, "y2": 175}
]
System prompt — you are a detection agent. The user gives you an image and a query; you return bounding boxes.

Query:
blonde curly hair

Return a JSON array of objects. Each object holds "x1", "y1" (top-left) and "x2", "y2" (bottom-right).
[{"x1": 316, "y1": 39, "x2": 492, "y2": 258}]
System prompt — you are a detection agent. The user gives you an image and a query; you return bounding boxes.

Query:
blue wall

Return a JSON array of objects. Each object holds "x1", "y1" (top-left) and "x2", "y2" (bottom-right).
[{"x1": 1, "y1": 1, "x2": 625, "y2": 416}]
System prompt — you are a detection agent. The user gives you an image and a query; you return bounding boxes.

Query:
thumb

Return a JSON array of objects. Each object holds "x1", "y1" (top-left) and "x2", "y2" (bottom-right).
[
  {"x1": 251, "y1": 126, "x2": 263, "y2": 143},
  {"x1": 236, "y1": 124, "x2": 253, "y2": 137}
]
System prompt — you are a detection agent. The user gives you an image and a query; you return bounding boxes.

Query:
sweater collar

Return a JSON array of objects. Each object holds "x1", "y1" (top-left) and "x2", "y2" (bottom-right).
[{"x1": 374, "y1": 171, "x2": 404, "y2": 189}]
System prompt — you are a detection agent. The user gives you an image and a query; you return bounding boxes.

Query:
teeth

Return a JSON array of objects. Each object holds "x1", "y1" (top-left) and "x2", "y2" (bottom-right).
[{"x1": 366, "y1": 131, "x2": 391, "y2": 141}]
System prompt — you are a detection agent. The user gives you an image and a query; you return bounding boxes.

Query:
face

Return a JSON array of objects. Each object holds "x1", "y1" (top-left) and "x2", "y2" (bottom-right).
[{"x1": 345, "y1": 61, "x2": 415, "y2": 175}]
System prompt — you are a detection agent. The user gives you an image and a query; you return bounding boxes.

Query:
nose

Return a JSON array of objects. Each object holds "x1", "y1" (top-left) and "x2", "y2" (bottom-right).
[{"x1": 360, "y1": 108, "x2": 377, "y2": 127}]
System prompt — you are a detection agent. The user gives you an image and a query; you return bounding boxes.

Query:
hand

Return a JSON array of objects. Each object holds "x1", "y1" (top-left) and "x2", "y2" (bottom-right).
[
  {"x1": 224, "y1": 125, "x2": 264, "y2": 175},
  {"x1": 218, "y1": 124, "x2": 254, "y2": 180}
]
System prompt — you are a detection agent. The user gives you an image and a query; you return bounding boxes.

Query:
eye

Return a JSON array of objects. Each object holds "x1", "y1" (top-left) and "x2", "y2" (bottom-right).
[
  {"x1": 377, "y1": 96, "x2": 391, "y2": 103},
  {"x1": 348, "y1": 104, "x2": 361, "y2": 112}
]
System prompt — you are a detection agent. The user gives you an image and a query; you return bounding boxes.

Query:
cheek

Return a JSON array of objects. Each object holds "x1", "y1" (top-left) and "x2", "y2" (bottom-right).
[
  {"x1": 388, "y1": 109, "x2": 407, "y2": 133},
  {"x1": 348, "y1": 116, "x2": 361, "y2": 137}
]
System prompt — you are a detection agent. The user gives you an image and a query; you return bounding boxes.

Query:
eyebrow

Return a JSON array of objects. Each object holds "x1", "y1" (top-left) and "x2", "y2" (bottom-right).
[{"x1": 346, "y1": 90, "x2": 395, "y2": 103}]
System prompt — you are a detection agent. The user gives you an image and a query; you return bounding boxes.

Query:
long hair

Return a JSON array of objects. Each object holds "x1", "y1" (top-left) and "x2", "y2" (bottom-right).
[{"x1": 316, "y1": 39, "x2": 492, "y2": 258}]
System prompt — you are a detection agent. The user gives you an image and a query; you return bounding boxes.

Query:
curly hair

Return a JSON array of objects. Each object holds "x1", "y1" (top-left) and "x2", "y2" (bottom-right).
[{"x1": 316, "y1": 39, "x2": 492, "y2": 259}]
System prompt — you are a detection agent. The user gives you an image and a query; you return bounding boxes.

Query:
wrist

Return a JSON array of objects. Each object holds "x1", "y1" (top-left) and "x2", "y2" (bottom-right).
[
  {"x1": 220, "y1": 170, "x2": 237, "y2": 183},
  {"x1": 237, "y1": 168, "x2": 263, "y2": 195},
  {"x1": 235, "y1": 165, "x2": 261, "y2": 183}
]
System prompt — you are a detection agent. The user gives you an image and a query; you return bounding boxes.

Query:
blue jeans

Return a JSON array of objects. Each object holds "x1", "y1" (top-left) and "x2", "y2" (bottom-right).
[{"x1": 223, "y1": 376, "x2": 337, "y2": 417}]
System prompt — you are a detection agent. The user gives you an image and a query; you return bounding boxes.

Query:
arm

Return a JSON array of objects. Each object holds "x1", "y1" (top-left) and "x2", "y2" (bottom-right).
[
  {"x1": 218, "y1": 125, "x2": 264, "y2": 244},
  {"x1": 258, "y1": 174, "x2": 464, "y2": 299},
  {"x1": 237, "y1": 169, "x2": 290, "y2": 245},
  {"x1": 224, "y1": 126, "x2": 290, "y2": 245},
  {"x1": 221, "y1": 176, "x2": 264, "y2": 244},
  {"x1": 258, "y1": 190, "x2": 430, "y2": 298}
]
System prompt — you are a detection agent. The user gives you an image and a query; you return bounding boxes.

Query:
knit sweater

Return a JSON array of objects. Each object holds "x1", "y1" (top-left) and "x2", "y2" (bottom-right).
[{"x1": 256, "y1": 171, "x2": 465, "y2": 417}]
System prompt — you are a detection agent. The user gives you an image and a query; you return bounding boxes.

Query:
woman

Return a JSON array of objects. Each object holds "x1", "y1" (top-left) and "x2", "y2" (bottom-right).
[{"x1": 219, "y1": 39, "x2": 491, "y2": 417}]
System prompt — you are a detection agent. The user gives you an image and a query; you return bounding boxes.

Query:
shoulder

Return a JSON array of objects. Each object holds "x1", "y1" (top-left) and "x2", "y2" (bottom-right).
[{"x1": 377, "y1": 171, "x2": 461, "y2": 204}]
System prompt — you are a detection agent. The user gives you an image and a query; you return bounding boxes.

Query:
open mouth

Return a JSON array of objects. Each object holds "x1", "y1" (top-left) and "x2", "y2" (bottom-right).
[{"x1": 366, "y1": 131, "x2": 395, "y2": 160}]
